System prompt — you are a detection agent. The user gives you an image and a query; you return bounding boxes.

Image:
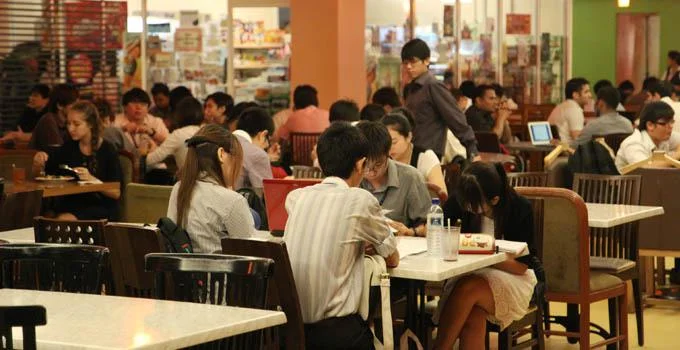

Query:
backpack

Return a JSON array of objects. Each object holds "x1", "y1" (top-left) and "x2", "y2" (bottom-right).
[
  {"x1": 567, "y1": 140, "x2": 619, "y2": 186},
  {"x1": 157, "y1": 217, "x2": 193, "y2": 253},
  {"x1": 237, "y1": 188, "x2": 268, "y2": 230}
]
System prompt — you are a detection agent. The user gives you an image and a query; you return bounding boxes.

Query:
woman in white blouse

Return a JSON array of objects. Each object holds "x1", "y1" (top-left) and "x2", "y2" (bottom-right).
[
  {"x1": 382, "y1": 111, "x2": 448, "y2": 195},
  {"x1": 167, "y1": 124, "x2": 254, "y2": 253}
]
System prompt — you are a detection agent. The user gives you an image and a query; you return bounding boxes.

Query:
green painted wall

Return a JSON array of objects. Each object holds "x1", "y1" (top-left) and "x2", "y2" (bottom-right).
[{"x1": 572, "y1": 0, "x2": 680, "y2": 85}]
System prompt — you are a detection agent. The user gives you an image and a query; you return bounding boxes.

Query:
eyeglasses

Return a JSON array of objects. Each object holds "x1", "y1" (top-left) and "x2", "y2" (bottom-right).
[
  {"x1": 655, "y1": 119, "x2": 675, "y2": 127},
  {"x1": 363, "y1": 158, "x2": 388, "y2": 175}
]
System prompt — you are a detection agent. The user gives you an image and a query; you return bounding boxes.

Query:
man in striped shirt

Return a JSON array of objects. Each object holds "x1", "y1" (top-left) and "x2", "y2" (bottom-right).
[{"x1": 283, "y1": 122, "x2": 399, "y2": 350}]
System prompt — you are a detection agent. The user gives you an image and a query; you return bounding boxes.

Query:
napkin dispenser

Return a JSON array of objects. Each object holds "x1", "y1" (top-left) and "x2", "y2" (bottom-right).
[{"x1": 459, "y1": 234, "x2": 496, "y2": 254}]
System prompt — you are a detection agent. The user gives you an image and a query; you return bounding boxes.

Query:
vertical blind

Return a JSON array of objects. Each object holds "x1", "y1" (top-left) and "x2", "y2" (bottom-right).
[{"x1": 0, "y1": 0, "x2": 126, "y2": 132}]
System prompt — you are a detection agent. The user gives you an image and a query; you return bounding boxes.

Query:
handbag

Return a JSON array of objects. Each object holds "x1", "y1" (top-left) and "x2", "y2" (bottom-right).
[{"x1": 157, "y1": 217, "x2": 193, "y2": 253}]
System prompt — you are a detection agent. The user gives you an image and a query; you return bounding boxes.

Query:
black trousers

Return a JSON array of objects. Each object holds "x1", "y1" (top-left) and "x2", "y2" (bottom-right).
[{"x1": 304, "y1": 314, "x2": 375, "y2": 350}]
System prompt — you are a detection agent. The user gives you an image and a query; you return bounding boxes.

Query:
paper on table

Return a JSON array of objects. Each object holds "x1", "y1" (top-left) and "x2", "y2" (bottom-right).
[
  {"x1": 78, "y1": 178, "x2": 103, "y2": 185},
  {"x1": 495, "y1": 240, "x2": 528, "y2": 255},
  {"x1": 397, "y1": 236, "x2": 428, "y2": 259}
]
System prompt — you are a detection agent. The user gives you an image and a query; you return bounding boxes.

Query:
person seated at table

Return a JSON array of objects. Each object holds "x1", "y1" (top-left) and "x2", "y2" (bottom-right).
[
  {"x1": 274, "y1": 84, "x2": 329, "y2": 142},
  {"x1": 203, "y1": 92, "x2": 234, "y2": 126},
  {"x1": 113, "y1": 88, "x2": 169, "y2": 151},
  {"x1": 33, "y1": 101, "x2": 122, "y2": 220},
  {"x1": 458, "y1": 80, "x2": 476, "y2": 112},
  {"x1": 548, "y1": 78, "x2": 592, "y2": 143},
  {"x1": 93, "y1": 99, "x2": 137, "y2": 156},
  {"x1": 626, "y1": 77, "x2": 659, "y2": 109},
  {"x1": 329, "y1": 99, "x2": 360, "y2": 123},
  {"x1": 360, "y1": 103, "x2": 386, "y2": 122},
  {"x1": 357, "y1": 121, "x2": 431, "y2": 237},
  {"x1": 283, "y1": 122, "x2": 398, "y2": 349},
  {"x1": 166, "y1": 86, "x2": 193, "y2": 131},
  {"x1": 28, "y1": 84, "x2": 79, "y2": 152},
  {"x1": 647, "y1": 82, "x2": 680, "y2": 132},
  {"x1": 615, "y1": 101, "x2": 680, "y2": 172},
  {"x1": 149, "y1": 83, "x2": 171, "y2": 120},
  {"x1": 1, "y1": 84, "x2": 50, "y2": 144},
  {"x1": 491, "y1": 83, "x2": 519, "y2": 111},
  {"x1": 466, "y1": 84, "x2": 513, "y2": 144},
  {"x1": 573, "y1": 86, "x2": 633, "y2": 146},
  {"x1": 141, "y1": 97, "x2": 204, "y2": 170},
  {"x1": 233, "y1": 107, "x2": 275, "y2": 195},
  {"x1": 381, "y1": 112, "x2": 447, "y2": 195},
  {"x1": 372, "y1": 86, "x2": 402, "y2": 113},
  {"x1": 618, "y1": 80, "x2": 635, "y2": 105},
  {"x1": 167, "y1": 124, "x2": 253, "y2": 254},
  {"x1": 435, "y1": 162, "x2": 542, "y2": 350},
  {"x1": 226, "y1": 101, "x2": 258, "y2": 132}
]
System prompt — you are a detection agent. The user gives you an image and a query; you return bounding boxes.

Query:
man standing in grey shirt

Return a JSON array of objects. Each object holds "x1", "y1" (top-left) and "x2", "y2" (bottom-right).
[
  {"x1": 573, "y1": 86, "x2": 633, "y2": 146},
  {"x1": 402, "y1": 39, "x2": 479, "y2": 160}
]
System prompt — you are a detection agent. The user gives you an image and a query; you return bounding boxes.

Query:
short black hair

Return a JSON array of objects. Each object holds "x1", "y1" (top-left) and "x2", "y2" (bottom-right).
[
  {"x1": 490, "y1": 83, "x2": 504, "y2": 98},
  {"x1": 381, "y1": 112, "x2": 412, "y2": 138},
  {"x1": 449, "y1": 87, "x2": 465, "y2": 100},
  {"x1": 565, "y1": 78, "x2": 590, "y2": 100},
  {"x1": 618, "y1": 80, "x2": 635, "y2": 91},
  {"x1": 175, "y1": 97, "x2": 204, "y2": 128},
  {"x1": 317, "y1": 122, "x2": 369, "y2": 179},
  {"x1": 474, "y1": 84, "x2": 496, "y2": 100},
  {"x1": 206, "y1": 92, "x2": 234, "y2": 118},
  {"x1": 668, "y1": 50, "x2": 680, "y2": 62},
  {"x1": 642, "y1": 76, "x2": 660, "y2": 91},
  {"x1": 372, "y1": 87, "x2": 402, "y2": 108},
  {"x1": 93, "y1": 99, "x2": 115, "y2": 123},
  {"x1": 48, "y1": 84, "x2": 79, "y2": 113},
  {"x1": 391, "y1": 107, "x2": 416, "y2": 129},
  {"x1": 596, "y1": 86, "x2": 621, "y2": 110},
  {"x1": 648, "y1": 81, "x2": 672, "y2": 98},
  {"x1": 356, "y1": 121, "x2": 391, "y2": 160},
  {"x1": 459, "y1": 80, "x2": 476, "y2": 99},
  {"x1": 169, "y1": 86, "x2": 192, "y2": 111},
  {"x1": 360, "y1": 103, "x2": 386, "y2": 122},
  {"x1": 293, "y1": 85, "x2": 318, "y2": 109},
  {"x1": 329, "y1": 99, "x2": 360, "y2": 122},
  {"x1": 593, "y1": 79, "x2": 613, "y2": 94},
  {"x1": 401, "y1": 38, "x2": 430, "y2": 62},
  {"x1": 236, "y1": 107, "x2": 274, "y2": 136},
  {"x1": 151, "y1": 83, "x2": 170, "y2": 97},
  {"x1": 122, "y1": 87, "x2": 151, "y2": 106},
  {"x1": 31, "y1": 84, "x2": 50, "y2": 99},
  {"x1": 639, "y1": 101, "x2": 675, "y2": 131},
  {"x1": 230, "y1": 101, "x2": 259, "y2": 125}
]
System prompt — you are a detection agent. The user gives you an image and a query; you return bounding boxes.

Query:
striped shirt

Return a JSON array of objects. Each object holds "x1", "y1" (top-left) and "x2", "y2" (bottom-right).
[{"x1": 283, "y1": 177, "x2": 397, "y2": 323}]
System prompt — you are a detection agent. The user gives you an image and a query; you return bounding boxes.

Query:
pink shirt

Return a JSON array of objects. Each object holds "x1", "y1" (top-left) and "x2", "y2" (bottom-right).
[
  {"x1": 113, "y1": 113, "x2": 169, "y2": 148},
  {"x1": 275, "y1": 106, "x2": 330, "y2": 141}
]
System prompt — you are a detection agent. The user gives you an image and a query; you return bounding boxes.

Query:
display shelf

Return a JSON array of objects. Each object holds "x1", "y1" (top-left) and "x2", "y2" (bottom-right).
[
  {"x1": 235, "y1": 62, "x2": 287, "y2": 70},
  {"x1": 234, "y1": 43, "x2": 284, "y2": 49}
]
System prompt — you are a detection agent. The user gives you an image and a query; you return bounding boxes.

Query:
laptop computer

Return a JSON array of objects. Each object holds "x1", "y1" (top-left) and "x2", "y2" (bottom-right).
[
  {"x1": 527, "y1": 121, "x2": 553, "y2": 145},
  {"x1": 263, "y1": 178, "x2": 322, "y2": 236}
]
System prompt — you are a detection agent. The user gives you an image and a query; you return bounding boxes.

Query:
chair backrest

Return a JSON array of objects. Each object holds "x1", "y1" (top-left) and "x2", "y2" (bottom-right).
[
  {"x1": 522, "y1": 104, "x2": 555, "y2": 123},
  {"x1": 118, "y1": 150, "x2": 140, "y2": 185},
  {"x1": 221, "y1": 238, "x2": 305, "y2": 350},
  {"x1": 0, "y1": 150, "x2": 36, "y2": 180},
  {"x1": 515, "y1": 187, "x2": 589, "y2": 297},
  {"x1": 545, "y1": 156, "x2": 570, "y2": 188},
  {"x1": 592, "y1": 133, "x2": 632, "y2": 154},
  {"x1": 0, "y1": 190, "x2": 43, "y2": 231},
  {"x1": 0, "y1": 239, "x2": 7, "y2": 244},
  {"x1": 291, "y1": 165, "x2": 324, "y2": 179},
  {"x1": 632, "y1": 168, "x2": 680, "y2": 251},
  {"x1": 103, "y1": 223, "x2": 163, "y2": 298},
  {"x1": 0, "y1": 305, "x2": 47, "y2": 350},
  {"x1": 33, "y1": 216, "x2": 107, "y2": 245},
  {"x1": 123, "y1": 183, "x2": 173, "y2": 224},
  {"x1": 0, "y1": 243, "x2": 109, "y2": 294},
  {"x1": 507, "y1": 172, "x2": 548, "y2": 187},
  {"x1": 550, "y1": 125, "x2": 560, "y2": 140},
  {"x1": 572, "y1": 173, "x2": 641, "y2": 260},
  {"x1": 290, "y1": 132, "x2": 320, "y2": 166},
  {"x1": 474, "y1": 132, "x2": 502, "y2": 153}
]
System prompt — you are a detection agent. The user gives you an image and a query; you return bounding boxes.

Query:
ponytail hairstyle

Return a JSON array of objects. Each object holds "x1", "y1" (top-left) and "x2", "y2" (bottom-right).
[
  {"x1": 69, "y1": 101, "x2": 103, "y2": 174},
  {"x1": 175, "y1": 124, "x2": 243, "y2": 227},
  {"x1": 456, "y1": 161, "x2": 516, "y2": 239}
]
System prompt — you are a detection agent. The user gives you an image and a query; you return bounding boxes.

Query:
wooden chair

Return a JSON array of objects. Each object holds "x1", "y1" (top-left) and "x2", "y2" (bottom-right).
[
  {"x1": 291, "y1": 165, "x2": 323, "y2": 179},
  {"x1": 545, "y1": 157, "x2": 571, "y2": 188},
  {"x1": 0, "y1": 190, "x2": 43, "y2": 231},
  {"x1": 290, "y1": 132, "x2": 320, "y2": 166},
  {"x1": 33, "y1": 216, "x2": 106, "y2": 246},
  {"x1": 515, "y1": 104, "x2": 555, "y2": 140},
  {"x1": 593, "y1": 133, "x2": 632, "y2": 155},
  {"x1": 103, "y1": 223, "x2": 163, "y2": 298},
  {"x1": 118, "y1": 150, "x2": 140, "y2": 185},
  {"x1": 507, "y1": 172, "x2": 548, "y2": 188},
  {"x1": 572, "y1": 173, "x2": 644, "y2": 346},
  {"x1": 123, "y1": 183, "x2": 173, "y2": 224},
  {"x1": 0, "y1": 243, "x2": 109, "y2": 294},
  {"x1": 516, "y1": 187, "x2": 628, "y2": 350},
  {"x1": 222, "y1": 238, "x2": 305, "y2": 350},
  {"x1": 0, "y1": 305, "x2": 47, "y2": 350},
  {"x1": 475, "y1": 132, "x2": 503, "y2": 153}
]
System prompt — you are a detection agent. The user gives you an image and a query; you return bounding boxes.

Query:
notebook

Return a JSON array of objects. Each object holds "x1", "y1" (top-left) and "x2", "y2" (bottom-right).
[
  {"x1": 262, "y1": 178, "x2": 322, "y2": 236},
  {"x1": 528, "y1": 121, "x2": 553, "y2": 145}
]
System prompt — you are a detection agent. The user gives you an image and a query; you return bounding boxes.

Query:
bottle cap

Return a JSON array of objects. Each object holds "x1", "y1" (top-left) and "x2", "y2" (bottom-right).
[{"x1": 431, "y1": 198, "x2": 440, "y2": 205}]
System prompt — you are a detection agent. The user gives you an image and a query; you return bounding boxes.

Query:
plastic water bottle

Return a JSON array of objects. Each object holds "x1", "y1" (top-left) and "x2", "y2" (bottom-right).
[{"x1": 427, "y1": 198, "x2": 444, "y2": 257}]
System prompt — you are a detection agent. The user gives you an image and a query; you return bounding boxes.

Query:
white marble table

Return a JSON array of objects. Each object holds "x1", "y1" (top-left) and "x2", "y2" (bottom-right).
[
  {"x1": 0, "y1": 226, "x2": 33, "y2": 243},
  {"x1": 586, "y1": 203, "x2": 665, "y2": 228},
  {"x1": 389, "y1": 250, "x2": 509, "y2": 282},
  {"x1": 0, "y1": 289, "x2": 287, "y2": 350}
]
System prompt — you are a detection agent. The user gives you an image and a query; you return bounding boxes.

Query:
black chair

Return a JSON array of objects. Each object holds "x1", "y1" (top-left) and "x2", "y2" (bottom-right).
[
  {"x1": 145, "y1": 253, "x2": 275, "y2": 349},
  {"x1": 475, "y1": 132, "x2": 503, "y2": 153},
  {"x1": 0, "y1": 243, "x2": 109, "y2": 294},
  {"x1": 0, "y1": 190, "x2": 43, "y2": 231},
  {"x1": 0, "y1": 305, "x2": 47, "y2": 350}
]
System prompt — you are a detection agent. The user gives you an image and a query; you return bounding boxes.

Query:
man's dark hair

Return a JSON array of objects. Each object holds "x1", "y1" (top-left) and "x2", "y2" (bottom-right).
[
  {"x1": 356, "y1": 121, "x2": 391, "y2": 160},
  {"x1": 648, "y1": 81, "x2": 672, "y2": 98},
  {"x1": 596, "y1": 86, "x2": 621, "y2": 110},
  {"x1": 360, "y1": 103, "x2": 386, "y2": 122},
  {"x1": 169, "y1": 86, "x2": 192, "y2": 111},
  {"x1": 230, "y1": 101, "x2": 259, "y2": 125},
  {"x1": 450, "y1": 87, "x2": 465, "y2": 101},
  {"x1": 459, "y1": 80, "x2": 476, "y2": 99},
  {"x1": 490, "y1": 83, "x2": 504, "y2": 99},
  {"x1": 391, "y1": 107, "x2": 416, "y2": 128},
  {"x1": 175, "y1": 97, "x2": 204, "y2": 128},
  {"x1": 93, "y1": 99, "x2": 115, "y2": 123},
  {"x1": 236, "y1": 107, "x2": 274, "y2": 137},
  {"x1": 293, "y1": 85, "x2": 318, "y2": 109},
  {"x1": 593, "y1": 80, "x2": 613, "y2": 94},
  {"x1": 474, "y1": 84, "x2": 496, "y2": 100},
  {"x1": 329, "y1": 99, "x2": 360, "y2": 122},
  {"x1": 372, "y1": 87, "x2": 401, "y2": 108},
  {"x1": 401, "y1": 38, "x2": 430, "y2": 62},
  {"x1": 48, "y1": 84, "x2": 79, "y2": 113},
  {"x1": 642, "y1": 76, "x2": 660, "y2": 91},
  {"x1": 381, "y1": 112, "x2": 412, "y2": 138},
  {"x1": 206, "y1": 92, "x2": 234, "y2": 118},
  {"x1": 639, "y1": 101, "x2": 675, "y2": 131},
  {"x1": 565, "y1": 78, "x2": 590, "y2": 100},
  {"x1": 151, "y1": 83, "x2": 170, "y2": 97},
  {"x1": 317, "y1": 122, "x2": 368, "y2": 179},
  {"x1": 668, "y1": 50, "x2": 680, "y2": 63},
  {"x1": 122, "y1": 87, "x2": 151, "y2": 106},
  {"x1": 31, "y1": 84, "x2": 50, "y2": 99},
  {"x1": 618, "y1": 80, "x2": 635, "y2": 91}
]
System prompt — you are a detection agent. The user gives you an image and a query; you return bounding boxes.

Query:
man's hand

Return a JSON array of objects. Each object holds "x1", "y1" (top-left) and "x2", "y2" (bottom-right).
[
  {"x1": 33, "y1": 151, "x2": 49, "y2": 168},
  {"x1": 73, "y1": 167, "x2": 92, "y2": 181},
  {"x1": 365, "y1": 245, "x2": 376, "y2": 255},
  {"x1": 122, "y1": 122, "x2": 138, "y2": 134},
  {"x1": 497, "y1": 108, "x2": 511, "y2": 121},
  {"x1": 268, "y1": 142, "x2": 281, "y2": 162}
]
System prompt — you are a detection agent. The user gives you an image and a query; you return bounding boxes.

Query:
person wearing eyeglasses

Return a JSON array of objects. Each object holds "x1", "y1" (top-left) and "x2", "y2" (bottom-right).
[
  {"x1": 232, "y1": 106, "x2": 277, "y2": 197},
  {"x1": 357, "y1": 121, "x2": 431, "y2": 237},
  {"x1": 615, "y1": 101, "x2": 680, "y2": 172}
]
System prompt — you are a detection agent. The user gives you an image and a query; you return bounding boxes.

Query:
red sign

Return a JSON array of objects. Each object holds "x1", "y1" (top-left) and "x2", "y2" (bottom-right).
[
  {"x1": 67, "y1": 53, "x2": 94, "y2": 85},
  {"x1": 506, "y1": 14, "x2": 531, "y2": 35},
  {"x1": 65, "y1": 1, "x2": 127, "y2": 50}
]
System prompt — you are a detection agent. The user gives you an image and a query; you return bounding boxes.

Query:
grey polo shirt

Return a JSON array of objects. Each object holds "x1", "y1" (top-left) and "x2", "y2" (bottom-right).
[
  {"x1": 360, "y1": 159, "x2": 432, "y2": 227},
  {"x1": 573, "y1": 111, "x2": 634, "y2": 146}
]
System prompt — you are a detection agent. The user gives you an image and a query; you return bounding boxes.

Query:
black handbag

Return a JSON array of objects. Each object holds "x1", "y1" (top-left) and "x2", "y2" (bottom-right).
[{"x1": 157, "y1": 217, "x2": 193, "y2": 253}]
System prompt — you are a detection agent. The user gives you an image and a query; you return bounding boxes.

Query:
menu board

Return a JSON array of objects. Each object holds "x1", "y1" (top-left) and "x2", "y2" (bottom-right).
[
  {"x1": 506, "y1": 14, "x2": 531, "y2": 35},
  {"x1": 175, "y1": 28, "x2": 203, "y2": 52}
]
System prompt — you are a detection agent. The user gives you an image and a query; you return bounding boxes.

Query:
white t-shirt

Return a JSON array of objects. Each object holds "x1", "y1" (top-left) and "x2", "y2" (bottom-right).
[
  {"x1": 547, "y1": 99, "x2": 585, "y2": 143},
  {"x1": 615, "y1": 129, "x2": 680, "y2": 172},
  {"x1": 415, "y1": 149, "x2": 441, "y2": 180},
  {"x1": 660, "y1": 97, "x2": 680, "y2": 134}
]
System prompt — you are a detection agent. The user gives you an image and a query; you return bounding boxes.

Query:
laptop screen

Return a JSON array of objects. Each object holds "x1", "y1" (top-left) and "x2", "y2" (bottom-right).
[
  {"x1": 530, "y1": 123, "x2": 552, "y2": 143},
  {"x1": 263, "y1": 179, "x2": 321, "y2": 233}
]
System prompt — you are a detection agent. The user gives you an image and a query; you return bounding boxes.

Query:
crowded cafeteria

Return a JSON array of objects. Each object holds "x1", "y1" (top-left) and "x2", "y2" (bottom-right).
[{"x1": 1, "y1": 0, "x2": 679, "y2": 349}]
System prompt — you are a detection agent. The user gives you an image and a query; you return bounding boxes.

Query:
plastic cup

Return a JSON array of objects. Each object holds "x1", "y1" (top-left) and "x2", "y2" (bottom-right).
[
  {"x1": 12, "y1": 167, "x2": 26, "y2": 185},
  {"x1": 441, "y1": 227, "x2": 460, "y2": 261}
]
